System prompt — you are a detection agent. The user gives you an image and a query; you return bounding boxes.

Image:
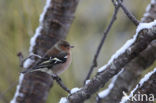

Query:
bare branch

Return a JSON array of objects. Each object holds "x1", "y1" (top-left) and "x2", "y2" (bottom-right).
[
  {"x1": 84, "y1": 1, "x2": 120, "y2": 85},
  {"x1": 118, "y1": 0, "x2": 140, "y2": 26},
  {"x1": 52, "y1": 75, "x2": 71, "y2": 93},
  {"x1": 17, "y1": 52, "x2": 24, "y2": 68}
]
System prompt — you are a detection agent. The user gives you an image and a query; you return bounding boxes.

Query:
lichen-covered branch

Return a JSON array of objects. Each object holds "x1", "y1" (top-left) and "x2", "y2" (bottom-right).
[{"x1": 11, "y1": 0, "x2": 79, "y2": 103}]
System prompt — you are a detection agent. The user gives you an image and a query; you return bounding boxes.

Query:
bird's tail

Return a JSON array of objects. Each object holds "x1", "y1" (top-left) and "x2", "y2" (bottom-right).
[
  {"x1": 20, "y1": 68, "x2": 35, "y2": 74},
  {"x1": 20, "y1": 65, "x2": 43, "y2": 74}
]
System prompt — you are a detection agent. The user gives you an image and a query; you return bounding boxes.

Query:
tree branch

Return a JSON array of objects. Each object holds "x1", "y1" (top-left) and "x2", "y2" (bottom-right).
[
  {"x1": 11, "y1": 0, "x2": 79, "y2": 103},
  {"x1": 84, "y1": 0, "x2": 120, "y2": 85},
  {"x1": 141, "y1": 0, "x2": 156, "y2": 23},
  {"x1": 117, "y1": 0, "x2": 140, "y2": 26},
  {"x1": 66, "y1": 22, "x2": 156, "y2": 103},
  {"x1": 120, "y1": 67, "x2": 156, "y2": 103},
  {"x1": 98, "y1": 39, "x2": 156, "y2": 103},
  {"x1": 97, "y1": 1, "x2": 156, "y2": 102}
]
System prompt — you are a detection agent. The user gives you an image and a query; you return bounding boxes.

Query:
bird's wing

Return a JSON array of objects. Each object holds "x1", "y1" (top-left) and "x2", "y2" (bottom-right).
[{"x1": 21, "y1": 52, "x2": 68, "y2": 73}]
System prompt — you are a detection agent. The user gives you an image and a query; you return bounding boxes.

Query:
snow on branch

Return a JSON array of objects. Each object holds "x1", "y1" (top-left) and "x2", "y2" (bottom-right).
[
  {"x1": 10, "y1": 0, "x2": 52, "y2": 103},
  {"x1": 11, "y1": 0, "x2": 79, "y2": 102},
  {"x1": 10, "y1": 74, "x2": 24, "y2": 103},
  {"x1": 59, "y1": 97, "x2": 69, "y2": 103},
  {"x1": 98, "y1": 69, "x2": 124, "y2": 98},
  {"x1": 120, "y1": 68, "x2": 156, "y2": 103},
  {"x1": 59, "y1": 88, "x2": 81, "y2": 103},
  {"x1": 24, "y1": 0, "x2": 52, "y2": 69},
  {"x1": 141, "y1": 0, "x2": 156, "y2": 22},
  {"x1": 96, "y1": 39, "x2": 156, "y2": 103},
  {"x1": 64, "y1": 20, "x2": 156, "y2": 103},
  {"x1": 96, "y1": 1, "x2": 156, "y2": 102},
  {"x1": 98, "y1": 20, "x2": 156, "y2": 73}
]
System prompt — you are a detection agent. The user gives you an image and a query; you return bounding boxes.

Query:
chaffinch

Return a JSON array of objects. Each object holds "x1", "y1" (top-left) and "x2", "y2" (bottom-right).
[{"x1": 21, "y1": 40, "x2": 74, "y2": 76}]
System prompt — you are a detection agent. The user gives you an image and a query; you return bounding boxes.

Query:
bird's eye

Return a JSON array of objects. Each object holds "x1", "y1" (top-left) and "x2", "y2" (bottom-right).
[{"x1": 64, "y1": 44, "x2": 70, "y2": 47}]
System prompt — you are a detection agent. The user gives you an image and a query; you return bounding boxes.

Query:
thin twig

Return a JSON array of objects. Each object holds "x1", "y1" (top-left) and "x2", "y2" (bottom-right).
[
  {"x1": 17, "y1": 52, "x2": 42, "y2": 68},
  {"x1": 118, "y1": 0, "x2": 140, "y2": 26},
  {"x1": 17, "y1": 52, "x2": 24, "y2": 68},
  {"x1": 52, "y1": 74, "x2": 71, "y2": 93},
  {"x1": 112, "y1": 0, "x2": 118, "y2": 7},
  {"x1": 84, "y1": 4, "x2": 120, "y2": 85}
]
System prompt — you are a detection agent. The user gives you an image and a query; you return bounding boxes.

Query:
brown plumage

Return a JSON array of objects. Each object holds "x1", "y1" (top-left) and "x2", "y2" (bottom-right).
[{"x1": 21, "y1": 40, "x2": 73, "y2": 75}]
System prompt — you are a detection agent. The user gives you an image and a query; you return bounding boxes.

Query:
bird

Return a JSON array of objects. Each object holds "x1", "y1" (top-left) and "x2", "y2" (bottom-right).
[{"x1": 21, "y1": 40, "x2": 74, "y2": 76}]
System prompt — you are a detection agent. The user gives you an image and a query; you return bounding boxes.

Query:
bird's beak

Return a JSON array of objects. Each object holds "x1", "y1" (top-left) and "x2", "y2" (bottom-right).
[{"x1": 70, "y1": 45, "x2": 74, "y2": 48}]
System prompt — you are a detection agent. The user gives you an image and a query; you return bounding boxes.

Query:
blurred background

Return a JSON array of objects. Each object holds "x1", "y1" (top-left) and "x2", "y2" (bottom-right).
[{"x1": 0, "y1": 0, "x2": 155, "y2": 103}]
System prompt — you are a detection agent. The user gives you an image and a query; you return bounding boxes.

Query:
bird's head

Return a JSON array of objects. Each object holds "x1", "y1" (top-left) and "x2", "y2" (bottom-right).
[{"x1": 55, "y1": 40, "x2": 74, "y2": 52}]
